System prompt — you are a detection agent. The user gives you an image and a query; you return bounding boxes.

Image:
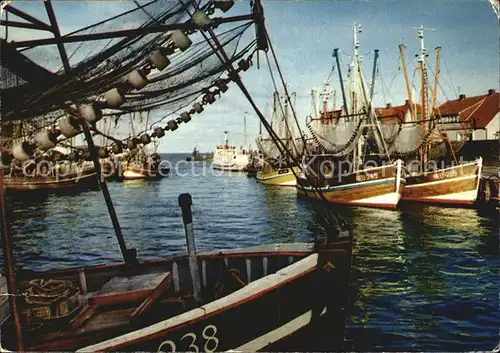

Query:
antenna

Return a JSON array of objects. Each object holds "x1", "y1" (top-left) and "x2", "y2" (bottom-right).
[{"x1": 410, "y1": 25, "x2": 437, "y2": 66}]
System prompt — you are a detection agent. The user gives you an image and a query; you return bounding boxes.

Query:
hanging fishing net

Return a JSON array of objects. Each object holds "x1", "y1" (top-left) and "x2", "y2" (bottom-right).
[
  {"x1": 1, "y1": 0, "x2": 259, "y2": 149},
  {"x1": 256, "y1": 138, "x2": 281, "y2": 160},
  {"x1": 378, "y1": 123, "x2": 402, "y2": 144},
  {"x1": 307, "y1": 118, "x2": 364, "y2": 157}
]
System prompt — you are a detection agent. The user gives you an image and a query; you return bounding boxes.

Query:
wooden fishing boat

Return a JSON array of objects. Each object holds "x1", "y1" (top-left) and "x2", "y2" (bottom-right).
[
  {"x1": 297, "y1": 159, "x2": 405, "y2": 209},
  {"x1": 0, "y1": 220, "x2": 353, "y2": 352},
  {"x1": 402, "y1": 158, "x2": 483, "y2": 205},
  {"x1": 391, "y1": 28, "x2": 485, "y2": 207},
  {"x1": 4, "y1": 164, "x2": 98, "y2": 192},
  {"x1": 122, "y1": 163, "x2": 169, "y2": 180},
  {"x1": 257, "y1": 165, "x2": 299, "y2": 186},
  {"x1": 122, "y1": 154, "x2": 170, "y2": 181}
]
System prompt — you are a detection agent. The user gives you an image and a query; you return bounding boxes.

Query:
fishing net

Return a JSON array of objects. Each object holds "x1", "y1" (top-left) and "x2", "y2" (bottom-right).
[
  {"x1": 307, "y1": 118, "x2": 364, "y2": 157},
  {"x1": 378, "y1": 123, "x2": 402, "y2": 144},
  {"x1": 256, "y1": 138, "x2": 281, "y2": 160},
  {"x1": 1, "y1": 0, "x2": 258, "y2": 146}
]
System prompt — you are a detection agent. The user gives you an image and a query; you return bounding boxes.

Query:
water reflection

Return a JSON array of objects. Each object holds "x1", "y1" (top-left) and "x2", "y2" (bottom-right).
[
  {"x1": 1, "y1": 158, "x2": 498, "y2": 350},
  {"x1": 345, "y1": 203, "x2": 499, "y2": 351}
]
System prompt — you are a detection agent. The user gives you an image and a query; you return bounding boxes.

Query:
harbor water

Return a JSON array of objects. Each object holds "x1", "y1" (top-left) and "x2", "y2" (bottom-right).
[{"x1": 3, "y1": 154, "x2": 499, "y2": 351}]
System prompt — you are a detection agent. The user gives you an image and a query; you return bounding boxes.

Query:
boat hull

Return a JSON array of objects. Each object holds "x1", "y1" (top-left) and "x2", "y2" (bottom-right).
[
  {"x1": 4, "y1": 241, "x2": 352, "y2": 352},
  {"x1": 257, "y1": 166, "x2": 299, "y2": 186},
  {"x1": 211, "y1": 163, "x2": 247, "y2": 172},
  {"x1": 297, "y1": 160, "x2": 405, "y2": 209},
  {"x1": 4, "y1": 168, "x2": 98, "y2": 192},
  {"x1": 402, "y1": 158, "x2": 482, "y2": 206},
  {"x1": 122, "y1": 166, "x2": 169, "y2": 180}
]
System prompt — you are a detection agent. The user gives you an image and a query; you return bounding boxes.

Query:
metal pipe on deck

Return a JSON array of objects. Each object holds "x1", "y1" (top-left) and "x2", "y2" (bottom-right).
[{"x1": 178, "y1": 193, "x2": 203, "y2": 304}]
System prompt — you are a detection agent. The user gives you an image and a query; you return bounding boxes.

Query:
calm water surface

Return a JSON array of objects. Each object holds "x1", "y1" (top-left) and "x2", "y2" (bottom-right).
[{"x1": 3, "y1": 154, "x2": 499, "y2": 351}]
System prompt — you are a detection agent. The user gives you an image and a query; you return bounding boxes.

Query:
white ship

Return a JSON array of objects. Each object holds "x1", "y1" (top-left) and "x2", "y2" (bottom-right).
[{"x1": 212, "y1": 131, "x2": 251, "y2": 172}]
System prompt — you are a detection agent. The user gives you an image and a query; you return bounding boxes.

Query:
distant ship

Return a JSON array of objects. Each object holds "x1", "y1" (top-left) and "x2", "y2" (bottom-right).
[
  {"x1": 186, "y1": 146, "x2": 213, "y2": 162},
  {"x1": 212, "y1": 131, "x2": 251, "y2": 172}
]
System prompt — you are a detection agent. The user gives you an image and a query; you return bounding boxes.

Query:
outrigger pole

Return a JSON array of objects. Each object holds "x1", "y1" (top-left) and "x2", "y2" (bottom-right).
[
  {"x1": 183, "y1": 0, "x2": 344, "y2": 236},
  {"x1": 0, "y1": 162, "x2": 24, "y2": 350},
  {"x1": 43, "y1": 0, "x2": 135, "y2": 264}
]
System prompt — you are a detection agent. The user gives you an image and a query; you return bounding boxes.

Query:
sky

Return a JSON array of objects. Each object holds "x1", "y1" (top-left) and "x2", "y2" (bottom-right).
[{"x1": 2, "y1": 0, "x2": 498, "y2": 153}]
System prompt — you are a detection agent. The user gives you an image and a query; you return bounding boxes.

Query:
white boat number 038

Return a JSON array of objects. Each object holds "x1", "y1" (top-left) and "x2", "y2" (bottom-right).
[{"x1": 157, "y1": 325, "x2": 219, "y2": 353}]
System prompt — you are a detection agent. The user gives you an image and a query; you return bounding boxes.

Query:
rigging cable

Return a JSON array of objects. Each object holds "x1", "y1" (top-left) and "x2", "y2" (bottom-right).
[{"x1": 185, "y1": 2, "x2": 348, "y2": 233}]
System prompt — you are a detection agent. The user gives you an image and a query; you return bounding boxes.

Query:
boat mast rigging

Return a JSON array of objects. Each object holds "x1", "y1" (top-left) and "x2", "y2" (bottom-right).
[{"x1": 399, "y1": 43, "x2": 415, "y2": 120}]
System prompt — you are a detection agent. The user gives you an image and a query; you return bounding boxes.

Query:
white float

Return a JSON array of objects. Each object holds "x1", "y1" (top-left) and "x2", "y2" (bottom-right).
[
  {"x1": 58, "y1": 117, "x2": 81, "y2": 138},
  {"x1": 104, "y1": 88, "x2": 124, "y2": 107},
  {"x1": 79, "y1": 104, "x2": 102, "y2": 123},
  {"x1": 35, "y1": 130, "x2": 57, "y2": 150},
  {"x1": 127, "y1": 69, "x2": 148, "y2": 90},
  {"x1": 171, "y1": 30, "x2": 192, "y2": 51}
]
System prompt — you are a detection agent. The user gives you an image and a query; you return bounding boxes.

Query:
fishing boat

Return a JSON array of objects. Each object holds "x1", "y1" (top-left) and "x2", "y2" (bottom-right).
[
  {"x1": 186, "y1": 146, "x2": 213, "y2": 162},
  {"x1": 300, "y1": 24, "x2": 406, "y2": 209},
  {"x1": 297, "y1": 159, "x2": 405, "y2": 209},
  {"x1": 257, "y1": 164, "x2": 300, "y2": 186},
  {"x1": 402, "y1": 158, "x2": 483, "y2": 205},
  {"x1": 1, "y1": 145, "x2": 98, "y2": 192},
  {"x1": 122, "y1": 150, "x2": 169, "y2": 181},
  {"x1": 4, "y1": 162, "x2": 98, "y2": 192},
  {"x1": 391, "y1": 27, "x2": 484, "y2": 206},
  {"x1": 0, "y1": 216, "x2": 353, "y2": 352},
  {"x1": 0, "y1": 1, "x2": 354, "y2": 351},
  {"x1": 256, "y1": 91, "x2": 302, "y2": 186},
  {"x1": 211, "y1": 131, "x2": 251, "y2": 172}
]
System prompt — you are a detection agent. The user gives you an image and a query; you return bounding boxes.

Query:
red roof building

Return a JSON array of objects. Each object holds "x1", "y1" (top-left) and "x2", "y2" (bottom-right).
[{"x1": 436, "y1": 89, "x2": 499, "y2": 140}]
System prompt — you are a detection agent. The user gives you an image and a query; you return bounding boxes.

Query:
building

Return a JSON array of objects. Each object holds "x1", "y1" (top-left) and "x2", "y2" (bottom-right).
[
  {"x1": 316, "y1": 90, "x2": 499, "y2": 142},
  {"x1": 436, "y1": 89, "x2": 499, "y2": 141}
]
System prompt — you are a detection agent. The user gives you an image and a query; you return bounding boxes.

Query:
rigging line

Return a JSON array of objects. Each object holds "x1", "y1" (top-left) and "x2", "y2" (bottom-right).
[
  {"x1": 263, "y1": 51, "x2": 301, "y2": 159},
  {"x1": 134, "y1": 41, "x2": 257, "y2": 134},
  {"x1": 134, "y1": 0, "x2": 156, "y2": 20},
  {"x1": 325, "y1": 61, "x2": 335, "y2": 82},
  {"x1": 427, "y1": 64, "x2": 453, "y2": 107},
  {"x1": 263, "y1": 27, "x2": 310, "y2": 159},
  {"x1": 442, "y1": 56, "x2": 459, "y2": 97},
  {"x1": 18, "y1": 0, "x2": 160, "y2": 53},
  {"x1": 181, "y1": 1, "x2": 346, "y2": 231},
  {"x1": 262, "y1": 33, "x2": 349, "y2": 229}
]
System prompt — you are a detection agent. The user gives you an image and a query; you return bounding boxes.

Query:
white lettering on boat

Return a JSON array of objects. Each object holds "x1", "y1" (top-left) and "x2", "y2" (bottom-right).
[
  {"x1": 356, "y1": 172, "x2": 378, "y2": 182},
  {"x1": 157, "y1": 325, "x2": 219, "y2": 353},
  {"x1": 432, "y1": 170, "x2": 458, "y2": 180}
]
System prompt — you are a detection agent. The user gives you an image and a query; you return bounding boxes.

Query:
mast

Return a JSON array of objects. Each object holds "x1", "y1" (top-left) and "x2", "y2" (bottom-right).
[
  {"x1": 417, "y1": 26, "x2": 429, "y2": 128},
  {"x1": 243, "y1": 112, "x2": 247, "y2": 148},
  {"x1": 292, "y1": 92, "x2": 296, "y2": 139},
  {"x1": 370, "y1": 49, "x2": 379, "y2": 100},
  {"x1": 284, "y1": 93, "x2": 290, "y2": 143},
  {"x1": 352, "y1": 23, "x2": 361, "y2": 116},
  {"x1": 333, "y1": 48, "x2": 349, "y2": 116},
  {"x1": 224, "y1": 131, "x2": 229, "y2": 147},
  {"x1": 416, "y1": 26, "x2": 430, "y2": 164},
  {"x1": 399, "y1": 43, "x2": 415, "y2": 120},
  {"x1": 272, "y1": 90, "x2": 278, "y2": 132},
  {"x1": 322, "y1": 80, "x2": 330, "y2": 120},
  {"x1": 431, "y1": 46, "x2": 441, "y2": 129},
  {"x1": 311, "y1": 88, "x2": 319, "y2": 119}
]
